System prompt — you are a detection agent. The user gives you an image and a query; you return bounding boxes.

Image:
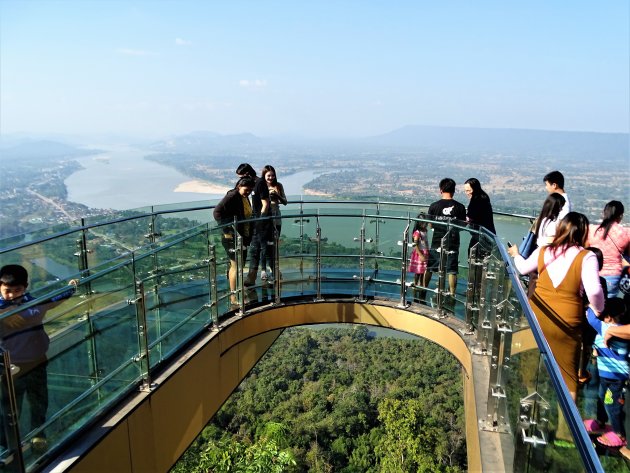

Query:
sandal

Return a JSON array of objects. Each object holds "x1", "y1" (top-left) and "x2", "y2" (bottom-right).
[
  {"x1": 583, "y1": 419, "x2": 611, "y2": 435},
  {"x1": 597, "y1": 431, "x2": 627, "y2": 448}
]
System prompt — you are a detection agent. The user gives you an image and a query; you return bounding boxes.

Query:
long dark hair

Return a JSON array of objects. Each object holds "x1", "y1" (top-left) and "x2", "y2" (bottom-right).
[
  {"x1": 549, "y1": 212, "x2": 589, "y2": 254},
  {"x1": 534, "y1": 192, "x2": 565, "y2": 235},
  {"x1": 464, "y1": 178, "x2": 489, "y2": 200},
  {"x1": 262, "y1": 165, "x2": 277, "y2": 185},
  {"x1": 596, "y1": 200, "x2": 624, "y2": 239}
]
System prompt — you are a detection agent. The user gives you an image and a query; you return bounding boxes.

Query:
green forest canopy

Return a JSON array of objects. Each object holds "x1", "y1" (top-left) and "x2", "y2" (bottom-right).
[{"x1": 172, "y1": 325, "x2": 467, "y2": 472}]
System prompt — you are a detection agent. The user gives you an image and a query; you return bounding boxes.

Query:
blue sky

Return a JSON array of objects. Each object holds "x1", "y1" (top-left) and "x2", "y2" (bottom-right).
[{"x1": 1, "y1": 0, "x2": 628, "y2": 138}]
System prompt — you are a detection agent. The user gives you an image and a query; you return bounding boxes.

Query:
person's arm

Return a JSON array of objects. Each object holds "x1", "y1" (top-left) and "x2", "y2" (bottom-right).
[
  {"x1": 586, "y1": 307, "x2": 603, "y2": 335},
  {"x1": 604, "y1": 324, "x2": 630, "y2": 345},
  {"x1": 277, "y1": 183, "x2": 287, "y2": 205},
  {"x1": 2, "y1": 279, "x2": 79, "y2": 332},
  {"x1": 582, "y1": 252, "x2": 605, "y2": 313},
  {"x1": 213, "y1": 193, "x2": 229, "y2": 224},
  {"x1": 508, "y1": 245, "x2": 541, "y2": 275}
]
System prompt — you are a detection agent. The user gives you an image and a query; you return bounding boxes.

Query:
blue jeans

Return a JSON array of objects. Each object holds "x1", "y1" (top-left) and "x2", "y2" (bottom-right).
[
  {"x1": 603, "y1": 275, "x2": 621, "y2": 298},
  {"x1": 598, "y1": 377, "x2": 626, "y2": 435}
]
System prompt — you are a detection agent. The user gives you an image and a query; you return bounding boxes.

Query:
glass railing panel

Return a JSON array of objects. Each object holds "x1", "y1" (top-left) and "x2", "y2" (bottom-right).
[
  {"x1": 150, "y1": 199, "x2": 217, "y2": 215},
  {"x1": 0, "y1": 264, "x2": 139, "y2": 471},
  {"x1": 299, "y1": 201, "x2": 376, "y2": 216},
  {"x1": 137, "y1": 231, "x2": 212, "y2": 367},
  {"x1": 0, "y1": 231, "x2": 83, "y2": 293},
  {"x1": 84, "y1": 216, "x2": 154, "y2": 268},
  {"x1": 362, "y1": 214, "x2": 401, "y2": 300},
  {"x1": 275, "y1": 214, "x2": 318, "y2": 298},
  {"x1": 209, "y1": 224, "x2": 238, "y2": 314},
  {"x1": 508, "y1": 345, "x2": 606, "y2": 472},
  {"x1": 42, "y1": 267, "x2": 140, "y2": 467},
  {"x1": 493, "y1": 213, "x2": 533, "y2": 248},
  {"x1": 0, "y1": 220, "x2": 83, "y2": 245},
  {"x1": 81, "y1": 208, "x2": 148, "y2": 227},
  {"x1": 316, "y1": 214, "x2": 361, "y2": 296},
  {"x1": 152, "y1": 208, "x2": 214, "y2": 236},
  {"x1": 377, "y1": 202, "x2": 430, "y2": 217},
  {"x1": 0, "y1": 351, "x2": 24, "y2": 472}
]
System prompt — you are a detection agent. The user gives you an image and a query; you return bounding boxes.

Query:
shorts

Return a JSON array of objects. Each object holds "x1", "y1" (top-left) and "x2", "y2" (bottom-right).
[
  {"x1": 427, "y1": 248, "x2": 459, "y2": 274},
  {"x1": 222, "y1": 235, "x2": 249, "y2": 262}
]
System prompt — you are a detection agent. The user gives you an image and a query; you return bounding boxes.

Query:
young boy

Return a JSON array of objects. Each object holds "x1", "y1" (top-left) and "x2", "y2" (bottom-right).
[
  {"x1": 543, "y1": 170, "x2": 571, "y2": 219},
  {"x1": 0, "y1": 264, "x2": 77, "y2": 450},
  {"x1": 584, "y1": 298, "x2": 629, "y2": 448}
]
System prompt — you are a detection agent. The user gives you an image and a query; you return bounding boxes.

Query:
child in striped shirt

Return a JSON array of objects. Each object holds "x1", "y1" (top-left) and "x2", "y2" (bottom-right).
[{"x1": 584, "y1": 298, "x2": 629, "y2": 448}]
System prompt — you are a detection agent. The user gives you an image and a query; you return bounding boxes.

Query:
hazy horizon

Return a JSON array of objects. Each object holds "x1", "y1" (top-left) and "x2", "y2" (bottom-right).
[{"x1": 1, "y1": 1, "x2": 628, "y2": 138}]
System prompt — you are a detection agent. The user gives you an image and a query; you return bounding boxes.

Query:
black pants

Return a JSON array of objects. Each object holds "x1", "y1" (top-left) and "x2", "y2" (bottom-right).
[{"x1": 14, "y1": 360, "x2": 49, "y2": 435}]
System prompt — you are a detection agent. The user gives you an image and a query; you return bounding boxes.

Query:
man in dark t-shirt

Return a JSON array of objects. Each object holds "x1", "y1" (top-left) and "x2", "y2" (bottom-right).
[{"x1": 423, "y1": 178, "x2": 466, "y2": 297}]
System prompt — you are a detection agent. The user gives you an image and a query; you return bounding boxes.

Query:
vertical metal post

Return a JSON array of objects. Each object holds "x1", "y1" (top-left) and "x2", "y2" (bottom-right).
[
  {"x1": 207, "y1": 238, "x2": 219, "y2": 329},
  {"x1": 75, "y1": 220, "x2": 92, "y2": 286},
  {"x1": 131, "y1": 279, "x2": 153, "y2": 392},
  {"x1": 435, "y1": 231, "x2": 449, "y2": 314},
  {"x1": 273, "y1": 224, "x2": 281, "y2": 304},
  {"x1": 374, "y1": 202, "x2": 381, "y2": 275},
  {"x1": 476, "y1": 255, "x2": 499, "y2": 354},
  {"x1": 466, "y1": 237, "x2": 483, "y2": 333},
  {"x1": 354, "y1": 220, "x2": 367, "y2": 302},
  {"x1": 299, "y1": 201, "x2": 305, "y2": 285},
  {"x1": 0, "y1": 349, "x2": 25, "y2": 472},
  {"x1": 75, "y1": 222, "x2": 100, "y2": 393},
  {"x1": 398, "y1": 222, "x2": 411, "y2": 308},
  {"x1": 147, "y1": 214, "x2": 163, "y2": 360},
  {"x1": 235, "y1": 230, "x2": 245, "y2": 314},
  {"x1": 477, "y1": 252, "x2": 513, "y2": 435},
  {"x1": 314, "y1": 217, "x2": 322, "y2": 301}
]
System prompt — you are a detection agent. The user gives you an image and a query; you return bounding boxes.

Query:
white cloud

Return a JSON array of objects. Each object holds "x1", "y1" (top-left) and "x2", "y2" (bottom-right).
[
  {"x1": 175, "y1": 38, "x2": 192, "y2": 46},
  {"x1": 239, "y1": 79, "x2": 268, "y2": 89},
  {"x1": 117, "y1": 48, "x2": 158, "y2": 57}
]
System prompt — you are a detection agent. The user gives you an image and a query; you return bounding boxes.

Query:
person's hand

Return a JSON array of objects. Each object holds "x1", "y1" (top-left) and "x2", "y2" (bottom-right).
[
  {"x1": 507, "y1": 245, "x2": 519, "y2": 258},
  {"x1": 603, "y1": 327, "x2": 612, "y2": 347}
]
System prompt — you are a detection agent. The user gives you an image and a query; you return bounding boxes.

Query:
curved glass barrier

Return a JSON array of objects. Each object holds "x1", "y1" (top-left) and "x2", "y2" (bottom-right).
[{"x1": 0, "y1": 200, "x2": 607, "y2": 472}]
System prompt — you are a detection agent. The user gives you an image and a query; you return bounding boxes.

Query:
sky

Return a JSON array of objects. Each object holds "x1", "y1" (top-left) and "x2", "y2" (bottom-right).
[{"x1": 1, "y1": 0, "x2": 628, "y2": 138}]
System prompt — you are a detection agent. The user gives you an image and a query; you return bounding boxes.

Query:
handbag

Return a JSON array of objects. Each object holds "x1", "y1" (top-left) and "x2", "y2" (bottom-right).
[{"x1": 519, "y1": 220, "x2": 538, "y2": 259}]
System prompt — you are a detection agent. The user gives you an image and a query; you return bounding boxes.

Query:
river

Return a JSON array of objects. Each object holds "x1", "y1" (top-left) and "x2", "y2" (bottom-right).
[
  {"x1": 64, "y1": 146, "x2": 528, "y2": 243},
  {"x1": 65, "y1": 145, "x2": 321, "y2": 210}
]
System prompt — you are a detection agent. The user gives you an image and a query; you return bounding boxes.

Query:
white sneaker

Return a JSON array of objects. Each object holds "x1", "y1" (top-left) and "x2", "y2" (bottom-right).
[{"x1": 261, "y1": 271, "x2": 268, "y2": 280}]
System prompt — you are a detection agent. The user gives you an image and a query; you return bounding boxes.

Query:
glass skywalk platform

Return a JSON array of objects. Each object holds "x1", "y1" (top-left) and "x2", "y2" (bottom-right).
[{"x1": 0, "y1": 199, "x2": 616, "y2": 472}]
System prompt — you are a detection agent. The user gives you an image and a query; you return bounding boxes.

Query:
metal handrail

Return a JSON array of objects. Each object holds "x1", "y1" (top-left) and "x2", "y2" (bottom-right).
[{"x1": 0, "y1": 206, "x2": 600, "y2": 472}]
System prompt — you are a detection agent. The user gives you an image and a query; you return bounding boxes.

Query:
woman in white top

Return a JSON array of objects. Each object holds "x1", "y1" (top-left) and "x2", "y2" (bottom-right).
[
  {"x1": 525, "y1": 193, "x2": 566, "y2": 297},
  {"x1": 535, "y1": 192, "x2": 566, "y2": 247}
]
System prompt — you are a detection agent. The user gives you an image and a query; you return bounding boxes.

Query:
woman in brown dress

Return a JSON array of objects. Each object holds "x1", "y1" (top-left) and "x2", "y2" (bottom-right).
[{"x1": 508, "y1": 212, "x2": 605, "y2": 399}]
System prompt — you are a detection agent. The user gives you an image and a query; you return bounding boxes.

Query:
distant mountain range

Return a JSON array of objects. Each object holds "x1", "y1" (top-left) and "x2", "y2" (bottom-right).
[
  {"x1": 366, "y1": 125, "x2": 629, "y2": 158},
  {"x1": 147, "y1": 126, "x2": 628, "y2": 160},
  {"x1": 3, "y1": 126, "x2": 627, "y2": 161},
  {"x1": 1, "y1": 140, "x2": 100, "y2": 161},
  {"x1": 149, "y1": 131, "x2": 264, "y2": 153}
]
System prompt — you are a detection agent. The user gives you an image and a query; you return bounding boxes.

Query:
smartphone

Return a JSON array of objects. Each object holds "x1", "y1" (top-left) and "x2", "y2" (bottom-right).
[{"x1": 507, "y1": 241, "x2": 513, "y2": 248}]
